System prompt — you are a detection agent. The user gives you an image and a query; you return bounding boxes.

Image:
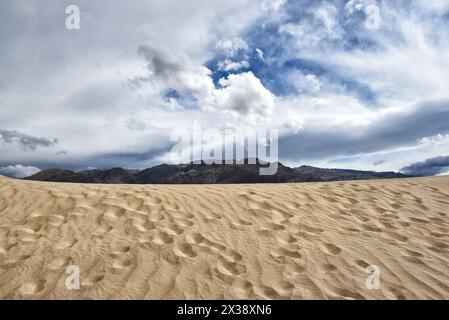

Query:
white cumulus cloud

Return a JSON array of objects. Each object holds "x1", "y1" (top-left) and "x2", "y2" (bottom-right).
[
  {"x1": 217, "y1": 59, "x2": 250, "y2": 72},
  {"x1": 0, "y1": 165, "x2": 41, "y2": 178},
  {"x1": 216, "y1": 37, "x2": 249, "y2": 56}
]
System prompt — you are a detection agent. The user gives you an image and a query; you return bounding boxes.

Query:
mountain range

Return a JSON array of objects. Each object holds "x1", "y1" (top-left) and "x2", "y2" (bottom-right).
[{"x1": 24, "y1": 160, "x2": 412, "y2": 184}]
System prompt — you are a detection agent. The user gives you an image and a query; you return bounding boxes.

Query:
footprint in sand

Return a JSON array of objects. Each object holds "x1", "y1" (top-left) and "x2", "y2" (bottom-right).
[
  {"x1": 427, "y1": 240, "x2": 449, "y2": 252},
  {"x1": 148, "y1": 212, "x2": 164, "y2": 222},
  {"x1": 132, "y1": 219, "x2": 155, "y2": 233},
  {"x1": 247, "y1": 199, "x2": 273, "y2": 211},
  {"x1": 216, "y1": 256, "x2": 243, "y2": 276},
  {"x1": 322, "y1": 263, "x2": 337, "y2": 272},
  {"x1": 174, "y1": 242, "x2": 197, "y2": 258},
  {"x1": 270, "y1": 210, "x2": 293, "y2": 224},
  {"x1": 103, "y1": 207, "x2": 126, "y2": 219},
  {"x1": 163, "y1": 223, "x2": 184, "y2": 236},
  {"x1": 185, "y1": 232, "x2": 205, "y2": 244},
  {"x1": 48, "y1": 215, "x2": 65, "y2": 227},
  {"x1": 2, "y1": 254, "x2": 31, "y2": 269},
  {"x1": 171, "y1": 210, "x2": 194, "y2": 220},
  {"x1": 256, "y1": 229, "x2": 274, "y2": 238},
  {"x1": 429, "y1": 217, "x2": 445, "y2": 223},
  {"x1": 253, "y1": 285, "x2": 281, "y2": 299},
  {"x1": 416, "y1": 204, "x2": 429, "y2": 211},
  {"x1": 321, "y1": 243, "x2": 342, "y2": 255},
  {"x1": 299, "y1": 223, "x2": 324, "y2": 235},
  {"x1": 17, "y1": 230, "x2": 41, "y2": 243},
  {"x1": 259, "y1": 222, "x2": 285, "y2": 232},
  {"x1": 55, "y1": 239, "x2": 77, "y2": 250},
  {"x1": 92, "y1": 225, "x2": 113, "y2": 236},
  {"x1": 69, "y1": 207, "x2": 88, "y2": 217},
  {"x1": 174, "y1": 218, "x2": 194, "y2": 228},
  {"x1": 347, "y1": 197, "x2": 359, "y2": 205},
  {"x1": 373, "y1": 206, "x2": 387, "y2": 214},
  {"x1": 148, "y1": 196, "x2": 162, "y2": 205},
  {"x1": 112, "y1": 244, "x2": 131, "y2": 255},
  {"x1": 390, "y1": 203, "x2": 402, "y2": 210},
  {"x1": 112, "y1": 259, "x2": 133, "y2": 274},
  {"x1": 355, "y1": 260, "x2": 370, "y2": 269},
  {"x1": 362, "y1": 224, "x2": 382, "y2": 232},
  {"x1": 82, "y1": 274, "x2": 106, "y2": 287},
  {"x1": 138, "y1": 235, "x2": 153, "y2": 250},
  {"x1": 151, "y1": 230, "x2": 174, "y2": 245},
  {"x1": 201, "y1": 238, "x2": 226, "y2": 253},
  {"x1": 221, "y1": 250, "x2": 242, "y2": 263},
  {"x1": 273, "y1": 248, "x2": 302, "y2": 260},
  {"x1": 342, "y1": 226, "x2": 361, "y2": 233},
  {"x1": 402, "y1": 255, "x2": 426, "y2": 265},
  {"x1": 16, "y1": 226, "x2": 39, "y2": 237},
  {"x1": 48, "y1": 257, "x2": 71, "y2": 270},
  {"x1": 410, "y1": 217, "x2": 430, "y2": 224},
  {"x1": 283, "y1": 263, "x2": 306, "y2": 278},
  {"x1": 404, "y1": 249, "x2": 424, "y2": 258},
  {"x1": 136, "y1": 222, "x2": 155, "y2": 233},
  {"x1": 332, "y1": 287, "x2": 364, "y2": 300},
  {"x1": 430, "y1": 231, "x2": 446, "y2": 238},
  {"x1": 273, "y1": 280, "x2": 295, "y2": 296},
  {"x1": 383, "y1": 230, "x2": 408, "y2": 243},
  {"x1": 18, "y1": 280, "x2": 46, "y2": 295},
  {"x1": 236, "y1": 218, "x2": 253, "y2": 226},
  {"x1": 276, "y1": 233, "x2": 297, "y2": 245},
  {"x1": 398, "y1": 221, "x2": 410, "y2": 228},
  {"x1": 26, "y1": 222, "x2": 42, "y2": 233},
  {"x1": 387, "y1": 287, "x2": 407, "y2": 300},
  {"x1": 231, "y1": 279, "x2": 253, "y2": 299}
]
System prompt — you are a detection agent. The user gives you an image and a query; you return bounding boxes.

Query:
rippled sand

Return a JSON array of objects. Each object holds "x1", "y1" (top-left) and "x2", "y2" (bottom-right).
[{"x1": 1, "y1": 175, "x2": 449, "y2": 299}]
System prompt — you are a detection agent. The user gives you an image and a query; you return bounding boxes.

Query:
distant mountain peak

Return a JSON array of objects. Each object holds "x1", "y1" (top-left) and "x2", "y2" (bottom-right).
[{"x1": 24, "y1": 160, "x2": 411, "y2": 184}]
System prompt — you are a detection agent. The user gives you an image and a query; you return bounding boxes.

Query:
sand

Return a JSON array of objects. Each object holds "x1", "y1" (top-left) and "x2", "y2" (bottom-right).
[{"x1": 0, "y1": 175, "x2": 448, "y2": 300}]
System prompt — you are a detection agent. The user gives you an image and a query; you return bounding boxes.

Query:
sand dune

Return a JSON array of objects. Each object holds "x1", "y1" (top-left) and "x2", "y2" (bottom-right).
[{"x1": 0, "y1": 175, "x2": 449, "y2": 300}]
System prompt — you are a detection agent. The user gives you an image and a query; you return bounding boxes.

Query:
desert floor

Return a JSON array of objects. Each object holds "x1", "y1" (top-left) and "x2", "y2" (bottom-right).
[{"x1": 0, "y1": 175, "x2": 448, "y2": 299}]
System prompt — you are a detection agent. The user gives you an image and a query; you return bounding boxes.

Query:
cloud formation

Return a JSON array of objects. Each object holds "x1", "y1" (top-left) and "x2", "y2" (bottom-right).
[
  {"x1": 217, "y1": 60, "x2": 250, "y2": 72},
  {"x1": 0, "y1": 130, "x2": 57, "y2": 151},
  {"x1": 1, "y1": 1, "x2": 449, "y2": 175},
  {"x1": 400, "y1": 156, "x2": 449, "y2": 176},
  {"x1": 0, "y1": 164, "x2": 41, "y2": 178},
  {"x1": 280, "y1": 99, "x2": 449, "y2": 162},
  {"x1": 136, "y1": 44, "x2": 274, "y2": 122},
  {"x1": 216, "y1": 38, "x2": 249, "y2": 57}
]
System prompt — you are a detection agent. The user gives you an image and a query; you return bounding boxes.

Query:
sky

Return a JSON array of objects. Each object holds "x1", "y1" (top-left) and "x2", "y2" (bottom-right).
[{"x1": 1, "y1": 0, "x2": 449, "y2": 178}]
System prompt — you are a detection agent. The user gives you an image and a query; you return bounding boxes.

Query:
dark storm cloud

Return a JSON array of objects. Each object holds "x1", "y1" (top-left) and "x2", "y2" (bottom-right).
[
  {"x1": 87, "y1": 145, "x2": 175, "y2": 169},
  {"x1": 400, "y1": 156, "x2": 449, "y2": 176},
  {"x1": 279, "y1": 99, "x2": 449, "y2": 161},
  {"x1": 0, "y1": 141, "x2": 174, "y2": 173},
  {"x1": 0, "y1": 130, "x2": 57, "y2": 151}
]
